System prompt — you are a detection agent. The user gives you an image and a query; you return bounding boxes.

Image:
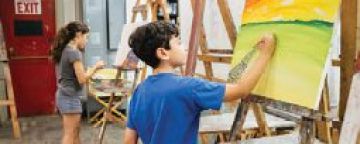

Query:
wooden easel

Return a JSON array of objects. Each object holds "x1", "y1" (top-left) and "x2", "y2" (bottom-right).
[
  {"x1": 130, "y1": 0, "x2": 171, "y2": 81},
  {"x1": 0, "y1": 21, "x2": 21, "y2": 139},
  {"x1": 229, "y1": 83, "x2": 335, "y2": 143},
  {"x1": 131, "y1": 0, "x2": 170, "y2": 23},
  {"x1": 185, "y1": 0, "x2": 287, "y2": 142},
  {"x1": 336, "y1": 0, "x2": 360, "y2": 143},
  {"x1": 185, "y1": 0, "x2": 276, "y2": 142},
  {"x1": 185, "y1": 0, "x2": 336, "y2": 143},
  {"x1": 96, "y1": 0, "x2": 171, "y2": 143},
  {"x1": 186, "y1": 0, "x2": 234, "y2": 80},
  {"x1": 338, "y1": 73, "x2": 360, "y2": 144}
]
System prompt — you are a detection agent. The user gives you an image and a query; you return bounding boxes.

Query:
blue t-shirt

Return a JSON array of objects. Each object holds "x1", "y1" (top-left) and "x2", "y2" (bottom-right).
[{"x1": 127, "y1": 73, "x2": 225, "y2": 144}]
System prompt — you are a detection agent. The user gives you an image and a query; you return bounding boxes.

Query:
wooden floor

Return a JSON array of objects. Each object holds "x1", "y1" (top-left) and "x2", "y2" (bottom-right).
[{"x1": 0, "y1": 112, "x2": 334, "y2": 144}]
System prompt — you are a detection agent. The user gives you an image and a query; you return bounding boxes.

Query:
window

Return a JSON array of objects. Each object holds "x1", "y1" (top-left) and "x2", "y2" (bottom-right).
[
  {"x1": 83, "y1": 0, "x2": 126, "y2": 50},
  {"x1": 83, "y1": 0, "x2": 126, "y2": 67}
]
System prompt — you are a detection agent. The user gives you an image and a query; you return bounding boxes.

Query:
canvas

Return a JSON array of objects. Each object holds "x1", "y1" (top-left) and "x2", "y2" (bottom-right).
[
  {"x1": 114, "y1": 22, "x2": 148, "y2": 68},
  {"x1": 229, "y1": 0, "x2": 340, "y2": 109},
  {"x1": 339, "y1": 73, "x2": 360, "y2": 144}
]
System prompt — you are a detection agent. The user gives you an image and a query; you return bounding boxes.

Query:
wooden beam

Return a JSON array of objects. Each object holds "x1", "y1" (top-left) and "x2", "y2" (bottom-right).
[
  {"x1": 4, "y1": 63, "x2": 20, "y2": 138},
  {"x1": 217, "y1": 0, "x2": 237, "y2": 48},
  {"x1": 332, "y1": 59, "x2": 340, "y2": 67},
  {"x1": 131, "y1": 0, "x2": 143, "y2": 22},
  {"x1": 194, "y1": 73, "x2": 226, "y2": 83},
  {"x1": 132, "y1": 4, "x2": 147, "y2": 13},
  {"x1": 339, "y1": 73, "x2": 360, "y2": 144},
  {"x1": 251, "y1": 103, "x2": 271, "y2": 136},
  {"x1": 300, "y1": 118, "x2": 316, "y2": 144},
  {"x1": 229, "y1": 101, "x2": 250, "y2": 141},
  {"x1": 339, "y1": 0, "x2": 358, "y2": 121},
  {"x1": 208, "y1": 49, "x2": 233, "y2": 55},
  {"x1": 198, "y1": 26, "x2": 214, "y2": 79},
  {"x1": 159, "y1": 2, "x2": 170, "y2": 21},
  {"x1": 0, "y1": 100, "x2": 14, "y2": 106},
  {"x1": 190, "y1": 0, "x2": 209, "y2": 54},
  {"x1": 150, "y1": 3, "x2": 159, "y2": 21},
  {"x1": 358, "y1": 0, "x2": 360, "y2": 54},
  {"x1": 185, "y1": 0, "x2": 205, "y2": 76},
  {"x1": 190, "y1": 0, "x2": 214, "y2": 79},
  {"x1": 356, "y1": 53, "x2": 360, "y2": 72},
  {"x1": 197, "y1": 54, "x2": 232, "y2": 64},
  {"x1": 315, "y1": 80, "x2": 332, "y2": 143}
]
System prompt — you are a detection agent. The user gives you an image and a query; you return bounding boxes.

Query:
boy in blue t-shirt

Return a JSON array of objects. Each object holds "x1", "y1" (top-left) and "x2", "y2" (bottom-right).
[{"x1": 124, "y1": 21, "x2": 276, "y2": 144}]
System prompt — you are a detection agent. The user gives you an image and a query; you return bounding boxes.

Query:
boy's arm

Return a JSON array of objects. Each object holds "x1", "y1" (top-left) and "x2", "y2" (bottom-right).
[
  {"x1": 223, "y1": 33, "x2": 276, "y2": 102},
  {"x1": 124, "y1": 128, "x2": 138, "y2": 144}
]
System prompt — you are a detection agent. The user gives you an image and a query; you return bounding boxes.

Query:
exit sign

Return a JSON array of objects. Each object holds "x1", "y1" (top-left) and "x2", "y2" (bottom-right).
[{"x1": 15, "y1": 0, "x2": 42, "y2": 15}]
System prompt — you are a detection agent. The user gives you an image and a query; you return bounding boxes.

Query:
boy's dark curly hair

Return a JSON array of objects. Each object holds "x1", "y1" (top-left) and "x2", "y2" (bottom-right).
[{"x1": 128, "y1": 21, "x2": 179, "y2": 68}]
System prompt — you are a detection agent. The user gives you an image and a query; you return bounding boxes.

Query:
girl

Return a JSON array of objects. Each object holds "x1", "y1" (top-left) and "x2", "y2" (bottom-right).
[{"x1": 52, "y1": 21, "x2": 104, "y2": 144}]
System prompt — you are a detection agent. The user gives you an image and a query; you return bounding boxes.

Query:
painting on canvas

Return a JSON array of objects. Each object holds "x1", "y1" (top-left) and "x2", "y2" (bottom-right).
[{"x1": 229, "y1": 0, "x2": 340, "y2": 109}]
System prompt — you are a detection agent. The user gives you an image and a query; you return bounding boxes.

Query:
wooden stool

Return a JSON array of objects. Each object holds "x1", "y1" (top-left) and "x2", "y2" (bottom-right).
[
  {"x1": 89, "y1": 90, "x2": 128, "y2": 127},
  {"x1": 88, "y1": 68, "x2": 135, "y2": 127},
  {"x1": 88, "y1": 68, "x2": 140, "y2": 144}
]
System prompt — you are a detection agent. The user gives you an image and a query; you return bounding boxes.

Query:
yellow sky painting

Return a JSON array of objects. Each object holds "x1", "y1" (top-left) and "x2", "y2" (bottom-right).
[{"x1": 242, "y1": 0, "x2": 340, "y2": 24}]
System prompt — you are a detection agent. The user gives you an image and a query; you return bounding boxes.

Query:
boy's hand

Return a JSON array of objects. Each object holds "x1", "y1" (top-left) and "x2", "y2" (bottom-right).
[
  {"x1": 224, "y1": 33, "x2": 277, "y2": 102},
  {"x1": 256, "y1": 33, "x2": 276, "y2": 58},
  {"x1": 94, "y1": 60, "x2": 106, "y2": 69}
]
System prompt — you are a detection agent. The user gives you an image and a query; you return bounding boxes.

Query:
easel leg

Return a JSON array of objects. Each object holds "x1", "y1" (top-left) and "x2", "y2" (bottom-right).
[
  {"x1": 316, "y1": 79, "x2": 332, "y2": 143},
  {"x1": 140, "y1": 66, "x2": 147, "y2": 82},
  {"x1": 9, "y1": 103, "x2": 21, "y2": 138},
  {"x1": 5, "y1": 64, "x2": 21, "y2": 138},
  {"x1": 330, "y1": 124, "x2": 340, "y2": 144},
  {"x1": 300, "y1": 117, "x2": 316, "y2": 144},
  {"x1": 200, "y1": 134, "x2": 208, "y2": 144},
  {"x1": 219, "y1": 133, "x2": 225, "y2": 142},
  {"x1": 251, "y1": 103, "x2": 271, "y2": 137},
  {"x1": 229, "y1": 101, "x2": 250, "y2": 141}
]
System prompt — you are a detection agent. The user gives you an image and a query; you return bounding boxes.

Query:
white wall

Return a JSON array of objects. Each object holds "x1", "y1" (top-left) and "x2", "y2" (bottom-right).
[{"x1": 55, "y1": 0, "x2": 82, "y2": 29}]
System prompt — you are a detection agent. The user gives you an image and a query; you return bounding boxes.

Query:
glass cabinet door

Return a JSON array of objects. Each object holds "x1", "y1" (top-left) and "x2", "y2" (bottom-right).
[{"x1": 83, "y1": 0, "x2": 126, "y2": 67}]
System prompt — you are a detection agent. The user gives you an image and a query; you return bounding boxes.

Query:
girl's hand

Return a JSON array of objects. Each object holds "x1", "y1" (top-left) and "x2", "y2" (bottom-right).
[{"x1": 94, "y1": 61, "x2": 105, "y2": 69}]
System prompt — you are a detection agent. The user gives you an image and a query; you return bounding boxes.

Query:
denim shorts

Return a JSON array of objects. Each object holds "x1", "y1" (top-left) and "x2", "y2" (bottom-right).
[{"x1": 56, "y1": 91, "x2": 82, "y2": 114}]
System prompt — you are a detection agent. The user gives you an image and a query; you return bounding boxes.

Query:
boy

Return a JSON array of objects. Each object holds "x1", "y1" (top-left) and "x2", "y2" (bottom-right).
[{"x1": 124, "y1": 21, "x2": 276, "y2": 144}]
